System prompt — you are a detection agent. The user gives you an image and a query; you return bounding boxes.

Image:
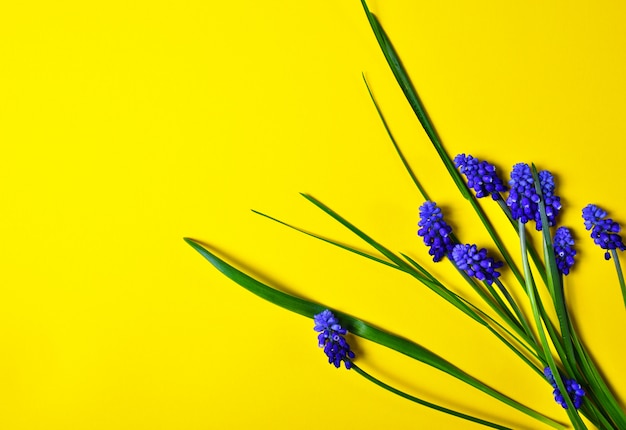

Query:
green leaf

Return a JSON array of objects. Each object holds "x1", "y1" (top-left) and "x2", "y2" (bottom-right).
[
  {"x1": 185, "y1": 237, "x2": 566, "y2": 429},
  {"x1": 252, "y1": 209, "x2": 399, "y2": 270},
  {"x1": 359, "y1": 0, "x2": 467, "y2": 197},
  {"x1": 517, "y1": 223, "x2": 587, "y2": 429},
  {"x1": 360, "y1": 0, "x2": 529, "y2": 297},
  {"x1": 254, "y1": 210, "x2": 543, "y2": 374},
  {"x1": 351, "y1": 364, "x2": 512, "y2": 430},
  {"x1": 362, "y1": 74, "x2": 430, "y2": 201},
  {"x1": 530, "y1": 165, "x2": 577, "y2": 370},
  {"x1": 299, "y1": 193, "x2": 486, "y2": 325}
]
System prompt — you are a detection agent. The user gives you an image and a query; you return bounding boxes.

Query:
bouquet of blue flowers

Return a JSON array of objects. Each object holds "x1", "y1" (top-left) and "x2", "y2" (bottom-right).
[{"x1": 186, "y1": 2, "x2": 625, "y2": 428}]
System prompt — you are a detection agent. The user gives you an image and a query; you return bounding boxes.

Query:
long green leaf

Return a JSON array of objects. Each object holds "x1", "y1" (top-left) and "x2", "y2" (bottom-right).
[
  {"x1": 253, "y1": 210, "x2": 543, "y2": 374},
  {"x1": 300, "y1": 193, "x2": 486, "y2": 324},
  {"x1": 530, "y1": 165, "x2": 576, "y2": 369},
  {"x1": 360, "y1": 0, "x2": 530, "y2": 297},
  {"x1": 518, "y1": 224, "x2": 587, "y2": 429},
  {"x1": 351, "y1": 364, "x2": 512, "y2": 430},
  {"x1": 252, "y1": 209, "x2": 399, "y2": 270},
  {"x1": 571, "y1": 324, "x2": 626, "y2": 428},
  {"x1": 185, "y1": 237, "x2": 565, "y2": 429},
  {"x1": 359, "y1": 0, "x2": 467, "y2": 197},
  {"x1": 362, "y1": 74, "x2": 430, "y2": 201}
]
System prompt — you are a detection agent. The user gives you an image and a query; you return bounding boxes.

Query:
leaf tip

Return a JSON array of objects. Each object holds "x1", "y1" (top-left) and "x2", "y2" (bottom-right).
[{"x1": 183, "y1": 237, "x2": 197, "y2": 247}]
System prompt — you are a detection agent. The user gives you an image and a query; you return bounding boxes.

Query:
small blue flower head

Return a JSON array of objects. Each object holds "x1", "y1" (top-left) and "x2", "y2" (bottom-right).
[
  {"x1": 582, "y1": 204, "x2": 626, "y2": 260},
  {"x1": 538, "y1": 170, "x2": 562, "y2": 230},
  {"x1": 454, "y1": 154, "x2": 507, "y2": 200},
  {"x1": 553, "y1": 227, "x2": 576, "y2": 276},
  {"x1": 418, "y1": 201, "x2": 455, "y2": 262},
  {"x1": 313, "y1": 309, "x2": 355, "y2": 369},
  {"x1": 544, "y1": 367, "x2": 585, "y2": 409},
  {"x1": 451, "y1": 244, "x2": 503, "y2": 285},
  {"x1": 506, "y1": 163, "x2": 561, "y2": 230},
  {"x1": 507, "y1": 163, "x2": 540, "y2": 224}
]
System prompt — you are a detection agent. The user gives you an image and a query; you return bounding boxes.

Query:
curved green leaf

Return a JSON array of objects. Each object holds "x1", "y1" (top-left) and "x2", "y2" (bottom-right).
[{"x1": 185, "y1": 237, "x2": 565, "y2": 429}]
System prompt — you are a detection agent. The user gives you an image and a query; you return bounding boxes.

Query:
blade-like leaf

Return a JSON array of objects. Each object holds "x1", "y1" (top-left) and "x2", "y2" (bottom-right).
[
  {"x1": 362, "y1": 74, "x2": 430, "y2": 201},
  {"x1": 351, "y1": 364, "x2": 512, "y2": 430},
  {"x1": 518, "y1": 223, "x2": 587, "y2": 429},
  {"x1": 252, "y1": 209, "x2": 398, "y2": 270},
  {"x1": 300, "y1": 193, "x2": 486, "y2": 325},
  {"x1": 185, "y1": 237, "x2": 565, "y2": 429}
]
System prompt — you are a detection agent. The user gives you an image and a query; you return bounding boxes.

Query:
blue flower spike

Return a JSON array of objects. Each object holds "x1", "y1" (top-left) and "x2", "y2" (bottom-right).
[
  {"x1": 553, "y1": 227, "x2": 576, "y2": 275},
  {"x1": 582, "y1": 204, "x2": 626, "y2": 260},
  {"x1": 537, "y1": 170, "x2": 562, "y2": 230},
  {"x1": 418, "y1": 201, "x2": 455, "y2": 262},
  {"x1": 313, "y1": 309, "x2": 355, "y2": 369},
  {"x1": 544, "y1": 367, "x2": 585, "y2": 409},
  {"x1": 506, "y1": 163, "x2": 561, "y2": 230},
  {"x1": 451, "y1": 244, "x2": 503, "y2": 285},
  {"x1": 454, "y1": 154, "x2": 507, "y2": 200}
]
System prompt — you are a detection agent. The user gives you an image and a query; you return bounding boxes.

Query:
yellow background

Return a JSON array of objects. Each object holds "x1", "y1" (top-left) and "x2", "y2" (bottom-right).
[{"x1": 1, "y1": 1, "x2": 624, "y2": 429}]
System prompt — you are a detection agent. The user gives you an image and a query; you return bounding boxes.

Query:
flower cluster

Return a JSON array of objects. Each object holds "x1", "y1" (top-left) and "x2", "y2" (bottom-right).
[
  {"x1": 553, "y1": 227, "x2": 576, "y2": 276},
  {"x1": 313, "y1": 309, "x2": 355, "y2": 369},
  {"x1": 188, "y1": 13, "x2": 626, "y2": 429},
  {"x1": 537, "y1": 171, "x2": 562, "y2": 231},
  {"x1": 418, "y1": 201, "x2": 454, "y2": 262},
  {"x1": 506, "y1": 163, "x2": 540, "y2": 224},
  {"x1": 506, "y1": 163, "x2": 561, "y2": 230},
  {"x1": 582, "y1": 204, "x2": 626, "y2": 260},
  {"x1": 451, "y1": 244, "x2": 503, "y2": 285},
  {"x1": 453, "y1": 154, "x2": 507, "y2": 200},
  {"x1": 544, "y1": 367, "x2": 585, "y2": 409}
]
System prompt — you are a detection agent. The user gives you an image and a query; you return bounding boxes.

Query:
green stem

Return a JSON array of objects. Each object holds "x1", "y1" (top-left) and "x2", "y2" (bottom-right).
[
  {"x1": 464, "y1": 301, "x2": 544, "y2": 377},
  {"x1": 518, "y1": 223, "x2": 588, "y2": 430},
  {"x1": 610, "y1": 249, "x2": 626, "y2": 309},
  {"x1": 493, "y1": 278, "x2": 536, "y2": 344},
  {"x1": 404, "y1": 254, "x2": 543, "y2": 373},
  {"x1": 530, "y1": 165, "x2": 576, "y2": 370},
  {"x1": 351, "y1": 364, "x2": 512, "y2": 429},
  {"x1": 496, "y1": 199, "x2": 548, "y2": 286},
  {"x1": 570, "y1": 327, "x2": 626, "y2": 429}
]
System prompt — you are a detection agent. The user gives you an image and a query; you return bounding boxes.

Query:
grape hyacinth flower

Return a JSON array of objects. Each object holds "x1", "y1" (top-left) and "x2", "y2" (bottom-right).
[
  {"x1": 418, "y1": 201, "x2": 454, "y2": 262},
  {"x1": 544, "y1": 367, "x2": 585, "y2": 409},
  {"x1": 553, "y1": 227, "x2": 576, "y2": 275},
  {"x1": 454, "y1": 154, "x2": 507, "y2": 200},
  {"x1": 582, "y1": 204, "x2": 626, "y2": 260},
  {"x1": 313, "y1": 309, "x2": 355, "y2": 369},
  {"x1": 507, "y1": 163, "x2": 540, "y2": 225},
  {"x1": 506, "y1": 163, "x2": 561, "y2": 230},
  {"x1": 451, "y1": 244, "x2": 503, "y2": 285},
  {"x1": 537, "y1": 170, "x2": 562, "y2": 230}
]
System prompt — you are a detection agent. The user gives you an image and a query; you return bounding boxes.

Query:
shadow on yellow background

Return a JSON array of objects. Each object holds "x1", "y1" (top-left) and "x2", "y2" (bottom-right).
[{"x1": 1, "y1": 1, "x2": 624, "y2": 429}]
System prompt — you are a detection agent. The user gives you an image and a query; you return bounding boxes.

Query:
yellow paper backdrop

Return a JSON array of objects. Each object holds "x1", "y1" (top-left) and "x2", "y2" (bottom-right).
[{"x1": 1, "y1": 1, "x2": 624, "y2": 429}]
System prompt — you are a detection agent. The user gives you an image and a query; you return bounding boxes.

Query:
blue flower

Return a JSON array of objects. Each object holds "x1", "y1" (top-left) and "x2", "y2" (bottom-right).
[
  {"x1": 507, "y1": 163, "x2": 540, "y2": 224},
  {"x1": 451, "y1": 244, "x2": 503, "y2": 285},
  {"x1": 454, "y1": 154, "x2": 507, "y2": 200},
  {"x1": 537, "y1": 170, "x2": 562, "y2": 230},
  {"x1": 582, "y1": 204, "x2": 626, "y2": 260},
  {"x1": 582, "y1": 204, "x2": 608, "y2": 230},
  {"x1": 506, "y1": 163, "x2": 561, "y2": 230},
  {"x1": 418, "y1": 201, "x2": 455, "y2": 262},
  {"x1": 553, "y1": 227, "x2": 576, "y2": 275},
  {"x1": 313, "y1": 309, "x2": 355, "y2": 369},
  {"x1": 544, "y1": 367, "x2": 585, "y2": 409}
]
